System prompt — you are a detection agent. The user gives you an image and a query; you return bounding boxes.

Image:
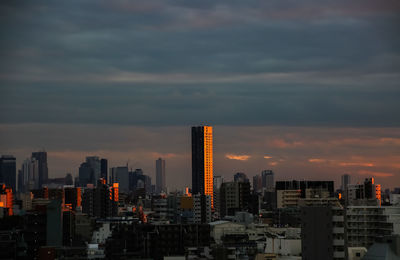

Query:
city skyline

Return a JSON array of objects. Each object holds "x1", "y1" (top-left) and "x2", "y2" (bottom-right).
[
  {"x1": 0, "y1": 1, "x2": 399, "y2": 259},
  {"x1": 1, "y1": 124, "x2": 399, "y2": 190}
]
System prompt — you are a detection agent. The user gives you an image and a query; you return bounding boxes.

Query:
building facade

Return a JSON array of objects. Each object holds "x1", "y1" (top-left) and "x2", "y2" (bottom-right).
[
  {"x1": 0, "y1": 155, "x2": 16, "y2": 193},
  {"x1": 32, "y1": 151, "x2": 48, "y2": 188},
  {"x1": 346, "y1": 206, "x2": 400, "y2": 249},
  {"x1": 156, "y1": 158, "x2": 166, "y2": 194},
  {"x1": 192, "y1": 126, "x2": 213, "y2": 207}
]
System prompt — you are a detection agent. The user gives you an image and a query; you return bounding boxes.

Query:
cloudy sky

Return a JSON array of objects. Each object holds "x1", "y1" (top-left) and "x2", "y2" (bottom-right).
[{"x1": 1, "y1": 0, "x2": 399, "y2": 189}]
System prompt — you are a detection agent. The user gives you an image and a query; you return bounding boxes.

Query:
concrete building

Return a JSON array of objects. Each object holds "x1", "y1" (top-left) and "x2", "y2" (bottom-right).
[
  {"x1": 347, "y1": 247, "x2": 367, "y2": 260},
  {"x1": 220, "y1": 181, "x2": 250, "y2": 217},
  {"x1": 213, "y1": 175, "x2": 223, "y2": 219},
  {"x1": 347, "y1": 178, "x2": 381, "y2": 206},
  {"x1": 193, "y1": 194, "x2": 212, "y2": 223},
  {"x1": 210, "y1": 220, "x2": 246, "y2": 244},
  {"x1": 277, "y1": 190, "x2": 301, "y2": 209},
  {"x1": 346, "y1": 206, "x2": 400, "y2": 249},
  {"x1": 91, "y1": 223, "x2": 112, "y2": 244},
  {"x1": 156, "y1": 158, "x2": 166, "y2": 194},
  {"x1": 153, "y1": 197, "x2": 169, "y2": 221},
  {"x1": 192, "y1": 126, "x2": 213, "y2": 207},
  {"x1": 82, "y1": 180, "x2": 118, "y2": 218},
  {"x1": 276, "y1": 180, "x2": 334, "y2": 198},
  {"x1": 300, "y1": 199, "x2": 345, "y2": 260}
]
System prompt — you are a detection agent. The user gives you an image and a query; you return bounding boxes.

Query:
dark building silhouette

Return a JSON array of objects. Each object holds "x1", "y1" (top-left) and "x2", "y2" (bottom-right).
[
  {"x1": 234, "y1": 172, "x2": 249, "y2": 183},
  {"x1": 253, "y1": 174, "x2": 262, "y2": 193},
  {"x1": 129, "y1": 169, "x2": 152, "y2": 194},
  {"x1": 261, "y1": 170, "x2": 274, "y2": 191},
  {"x1": 191, "y1": 126, "x2": 213, "y2": 206},
  {"x1": 0, "y1": 155, "x2": 16, "y2": 193},
  {"x1": 82, "y1": 180, "x2": 118, "y2": 218},
  {"x1": 100, "y1": 158, "x2": 108, "y2": 183},
  {"x1": 32, "y1": 151, "x2": 48, "y2": 188},
  {"x1": 78, "y1": 162, "x2": 93, "y2": 188},
  {"x1": 156, "y1": 158, "x2": 166, "y2": 194},
  {"x1": 65, "y1": 173, "x2": 74, "y2": 185},
  {"x1": 220, "y1": 181, "x2": 250, "y2": 217},
  {"x1": 78, "y1": 156, "x2": 101, "y2": 187},
  {"x1": 47, "y1": 200, "x2": 63, "y2": 247},
  {"x1": 64, "y1": 187, "x2": 81, "y2": 211}
]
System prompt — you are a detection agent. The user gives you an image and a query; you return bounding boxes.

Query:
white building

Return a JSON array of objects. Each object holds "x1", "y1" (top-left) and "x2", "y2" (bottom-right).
[
  {"x1": 91, "y1": 223, "x2": 112, "y2": 244},
  {"x1": 346, "y1": 206, "x2": 400, "y2": 248}
]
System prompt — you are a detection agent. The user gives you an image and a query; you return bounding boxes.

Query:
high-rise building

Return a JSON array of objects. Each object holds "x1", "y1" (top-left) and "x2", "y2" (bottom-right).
[
  {"x1": 213, "y1": 176, "x2": 223, "y2": 219},
  {"x1": 32, "y1": 151, "x2": 48, "y2": 188},
  {"x1": 192, "y1": 126, "x2": 213, "y2": 207},
  {"x1": 261, "y1": 170, "x2": 274, "y2": 191},
  {"x1": 100, "y1": 158, "x2": 108, "y2": 183},
  {"x1": 156, "y1": 158, "x2": 166, "y2": 194},
  {"x1": 110, "y1": 166, "x2": 129, "y2": 193},
  {"x1": 234, "y1": 172, "x2": 249, "y2": 183},
  {"x1": 78, "y1": 156, "x2": 101, "y2": 187},
  {"x1": 79, "y1": 162, "x2": 93, "y2": 187},
  {"x1": 341, "y1": 174, "x2": 351, "y2": 191},
  {"x1": 0, "y1": 155, "x2": 16, "y2": 193},
  {"x1": 252, "y1": 174, "x2": 262, "y2": 193},
  {"x1": 86, "y1": 156, "x2": 101, "y2": 183}
]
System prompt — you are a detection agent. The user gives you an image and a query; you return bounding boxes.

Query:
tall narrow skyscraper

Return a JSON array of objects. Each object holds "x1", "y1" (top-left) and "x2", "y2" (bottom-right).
[
  {"x1": 156, "y1": 158, "x2": 166, "y2": 194},
  {"x1": 0, "y1": 155, "x2": 16, "y2": 192},
  {"x1": 192, "y1": 126, "x2": 213, "y2": 207},
  {"x1": 32, "y1": 151, "x2": 48, "y2": 188},
  {"x1": 341, "y1": 174, "x2": 351, "y2": 191},
  {"x1": 261, "y1": 170, "x2": 274, "y2": 191}
]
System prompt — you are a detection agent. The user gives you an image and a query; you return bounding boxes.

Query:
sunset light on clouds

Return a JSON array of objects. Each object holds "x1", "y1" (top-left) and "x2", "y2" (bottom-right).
[{"x1": 0, "y1": 0, "x2": 399, "y2": 189}]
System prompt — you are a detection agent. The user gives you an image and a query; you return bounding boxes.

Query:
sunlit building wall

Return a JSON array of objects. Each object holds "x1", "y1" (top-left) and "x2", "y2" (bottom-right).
[{"x1": 192, "y1": 126, "x2": 214, "y2": 207}]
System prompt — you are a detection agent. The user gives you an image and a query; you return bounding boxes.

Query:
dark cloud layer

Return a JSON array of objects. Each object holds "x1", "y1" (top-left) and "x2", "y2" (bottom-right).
[
  {"x1": 1, "y1": 0, "x2": 399, "y2": 126},
  {"x1": 0, "y1": 1, "x2": 399, "y2": 189}
]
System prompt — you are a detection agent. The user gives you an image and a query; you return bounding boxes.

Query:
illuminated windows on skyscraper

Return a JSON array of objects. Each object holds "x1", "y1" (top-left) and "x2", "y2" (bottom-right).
[{"x1": 191, "y1": 126, "x2": 214, "y2": 207}]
